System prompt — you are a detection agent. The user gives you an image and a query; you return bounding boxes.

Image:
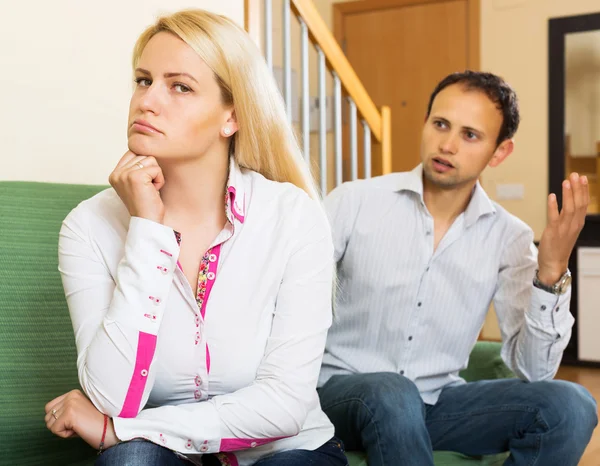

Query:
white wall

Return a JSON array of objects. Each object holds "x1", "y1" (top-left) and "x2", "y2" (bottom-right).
[
  {"x1": 0, "y1": 1, "x2": 244, "y2": 185},
  {"x1": 480, "y1": 0, "x2": 600, "y2": 239},
  {"x1": 480, "y1": 0, "x2": 600, "y2": 341}
]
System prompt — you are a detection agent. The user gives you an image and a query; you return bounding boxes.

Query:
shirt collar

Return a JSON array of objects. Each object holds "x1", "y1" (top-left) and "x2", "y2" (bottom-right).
[
  {"x1": 396, "y1": 164, "x2": 496, "y2": 227},
  {"x1": 464, "y1": 181, "x2": 496, "y2": 227},
  {"x1": 225, "y1": 157, "x2": 246, "y2": 224}
]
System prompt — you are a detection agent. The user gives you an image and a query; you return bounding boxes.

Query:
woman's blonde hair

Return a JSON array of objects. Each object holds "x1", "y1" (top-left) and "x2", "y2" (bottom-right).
[{"x1": 132, "y1": 9, "x2": 319, "y2": 200}]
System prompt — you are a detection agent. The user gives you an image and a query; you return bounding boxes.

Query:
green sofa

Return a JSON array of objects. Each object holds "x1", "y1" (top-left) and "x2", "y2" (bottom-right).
[{"x1": 0, "y1": 181, "x2": 512, "y2": 466}]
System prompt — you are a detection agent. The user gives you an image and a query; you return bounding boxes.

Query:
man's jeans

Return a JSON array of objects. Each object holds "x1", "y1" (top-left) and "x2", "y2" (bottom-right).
[{"x1": 318, "y1": 372, "x2": 597, "y2": 466}]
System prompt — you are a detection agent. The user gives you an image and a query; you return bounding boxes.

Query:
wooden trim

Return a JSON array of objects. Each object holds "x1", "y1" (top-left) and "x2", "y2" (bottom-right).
[
  {"x1": 467, "y1": 0, "x2": 480, "y2": 70},
  {"x1": 596, "y1": 142, "x2": 600, "y2": 202},
  {"x1": 381, "y1": 106, "x2": 392, "y2": 175},
  {"x1": 291, "y1": 0, "x2": 382, "y2": 141},
  {"x1": 333, "y1": 3, "x2": 345, "y2": 55},
  {"x1": 336, "y1": 0, "x2": 461, "y2": 15},
  {"x1": 244, "y1": 0, "x2": 262, "y2": 48}
]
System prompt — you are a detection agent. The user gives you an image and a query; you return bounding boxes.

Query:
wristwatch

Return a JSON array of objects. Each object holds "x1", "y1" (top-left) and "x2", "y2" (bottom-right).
[{"x1": 533, "y1": 269, "x2": 572, "y2": 295}]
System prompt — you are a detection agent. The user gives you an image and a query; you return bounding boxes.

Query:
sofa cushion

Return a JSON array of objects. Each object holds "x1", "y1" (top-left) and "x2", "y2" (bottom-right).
[
  {"x1": 459, "y1": 341, "x2": 514, "y2": 383},
  {"x1": 0, "y1": 182, "x2": 105, "y2": 466}
]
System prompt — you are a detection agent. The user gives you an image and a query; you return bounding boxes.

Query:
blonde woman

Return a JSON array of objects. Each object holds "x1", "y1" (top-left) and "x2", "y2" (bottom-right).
[{"x1": 43, "y1": 9, "x2": 346, "y2": 466}]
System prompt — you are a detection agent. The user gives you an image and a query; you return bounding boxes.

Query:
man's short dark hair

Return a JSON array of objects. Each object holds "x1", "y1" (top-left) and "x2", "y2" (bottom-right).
[{"x1": 425, "y1": 70, "x2": 520, "y2": 146}]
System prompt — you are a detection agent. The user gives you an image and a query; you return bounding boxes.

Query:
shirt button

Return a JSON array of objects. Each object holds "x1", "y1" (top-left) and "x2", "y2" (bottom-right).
[
  {"x1": 417, "y1": 302, "x2": 422, "y2": 307},
  {"x1": 200, "y1": 445, "x2": 208, "y2": 452},
  {"x1": 555, "y1": 306, "x2": 560, "y2": 313},
  {"x1": 157, "y1": 265, "x2": 169, "y2": 275},
  {"x1": 194, "y1": 389, "x2": 201, "y2": 400},
  {"x1": 209, "y1": 254, "x2": 217, "y2": 262},
  {"x1": 400, "y1": 370, "x2": 405, "y2": 375},
  {"x1": 141, "y1": 369, "x2": 148, "y2": 377},
  {"x1": 408, "y1": 336, "x2": 413, "y2": 341},
  {"x1": 250, "y1": 442, "x2": 257, "y2": 448},
  {"x1": 195, "y1": 376, "x2": 202, "y2": 386},
  {"x1": 541, "y1": 305, "x2": 547, "y2": 311},
  {"x1": 149, "y1": 296, "x2": 161, "y2": 306},
  {"x1": 207, "y1": 272, "x2": 215, "y2": 281},
  {"x1": 185, "y1": 441, "x2": 192, "y2": 449}
]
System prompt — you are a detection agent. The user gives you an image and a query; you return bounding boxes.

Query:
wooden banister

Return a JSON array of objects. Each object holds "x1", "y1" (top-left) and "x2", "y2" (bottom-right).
[
  {"x1": 289, "y1": 0, "x2": 382, "y2": 142},
  {"x1": 380, "y1": 106, "x2": 392, "y2": 175},
  {"x1": 244, "y1": 0, "x2": 393, "y2": 175},
  {"x1": 244, "y1": 0, "x2": 262, "y2": 48}
]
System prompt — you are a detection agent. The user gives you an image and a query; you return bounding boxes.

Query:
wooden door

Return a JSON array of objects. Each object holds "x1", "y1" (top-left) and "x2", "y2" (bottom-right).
[{"x1": 335, "y1": 0, "x2": 480, "y2": 174}]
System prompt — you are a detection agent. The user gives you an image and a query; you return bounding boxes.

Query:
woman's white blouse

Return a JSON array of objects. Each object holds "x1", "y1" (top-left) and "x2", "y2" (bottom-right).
[{"x1": 58, "y1": 159, "x2": 335, "y2": 465}]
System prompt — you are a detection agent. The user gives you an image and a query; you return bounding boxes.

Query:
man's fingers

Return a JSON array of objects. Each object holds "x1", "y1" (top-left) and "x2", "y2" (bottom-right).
[
  {"x1": 547, "y1": 193, "x2": 560, "y2": 225},
  {"x1": 570, "y1": 173, "x2": 585, "y2": 212},
  {"x1": 560, "y1": 179, "x2": 575, "y2": 220},
  {"x1": 579, "y1": 175, "x2": 590, "y2": 215}
]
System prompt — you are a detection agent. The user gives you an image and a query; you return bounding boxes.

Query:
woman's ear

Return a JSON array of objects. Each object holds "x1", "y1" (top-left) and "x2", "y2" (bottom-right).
[{"x1": 221, "y1": 109, "x2": 238, "y2": 137}]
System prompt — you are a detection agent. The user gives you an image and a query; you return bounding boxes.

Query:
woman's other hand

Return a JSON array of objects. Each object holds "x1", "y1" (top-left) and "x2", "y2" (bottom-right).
[{"x1": 45, "y1": 389, "x2": 119, "y2": 450}]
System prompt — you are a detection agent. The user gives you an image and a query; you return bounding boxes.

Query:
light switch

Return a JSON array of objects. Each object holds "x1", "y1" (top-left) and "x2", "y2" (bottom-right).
[{"x1": 496, "y1": 183, "x2": 525, "y2": 200}]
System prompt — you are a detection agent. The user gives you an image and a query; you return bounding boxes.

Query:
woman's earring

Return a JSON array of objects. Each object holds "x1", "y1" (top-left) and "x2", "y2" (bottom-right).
[{"x1": 223, "y1": 127, "x2": 232, "y2": 136}]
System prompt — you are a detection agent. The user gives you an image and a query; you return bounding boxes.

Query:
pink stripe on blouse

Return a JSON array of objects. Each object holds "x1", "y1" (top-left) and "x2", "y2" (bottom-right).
[
  {"x1": 220, "y1": 436, "x2": 289, "y2": 451},
  {"x1": 201, "y1": 243, "x2": 221, "y2": 319},
  {"x1": 206, "y1": 343, "x2": 211, "y2": 374},
  {"x1": 118, "y1": 331, "x2": 157, "y2": 418},
  {"x1": 227, "y1": 186, "x2": 245, "y2": 223}
]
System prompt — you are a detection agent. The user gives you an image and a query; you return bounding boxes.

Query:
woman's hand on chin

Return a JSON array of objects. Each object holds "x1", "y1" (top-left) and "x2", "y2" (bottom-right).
[{"x1": 109, "y1": 151, "x2": 166, "y2": 224}]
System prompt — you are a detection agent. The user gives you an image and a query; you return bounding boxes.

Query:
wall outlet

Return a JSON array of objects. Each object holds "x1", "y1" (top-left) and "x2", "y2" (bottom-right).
[{"x1": 496, "y1": 183, "x2": 525, "y2": 200}]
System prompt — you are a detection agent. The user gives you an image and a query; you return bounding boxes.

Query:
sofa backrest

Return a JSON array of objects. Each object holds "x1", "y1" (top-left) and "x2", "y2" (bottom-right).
[{"x1": 0, "y1": 181, "x2": 107, "y2": 465}]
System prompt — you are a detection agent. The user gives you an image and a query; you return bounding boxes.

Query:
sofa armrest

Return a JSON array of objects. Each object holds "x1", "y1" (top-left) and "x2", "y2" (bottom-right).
[{"x1": 459, "y1": 341, "x2": 515, "y2": 382}]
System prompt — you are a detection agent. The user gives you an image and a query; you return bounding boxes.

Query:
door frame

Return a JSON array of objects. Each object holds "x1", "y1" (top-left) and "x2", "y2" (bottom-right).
[{"x1": 333, "y1": 0, "x2": 480, "y2": 71}]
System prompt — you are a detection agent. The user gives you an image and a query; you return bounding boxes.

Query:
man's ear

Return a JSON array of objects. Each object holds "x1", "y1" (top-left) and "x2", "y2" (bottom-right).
[{"x1": 489, "y1": 139, "x2": 514, "y2": 168}]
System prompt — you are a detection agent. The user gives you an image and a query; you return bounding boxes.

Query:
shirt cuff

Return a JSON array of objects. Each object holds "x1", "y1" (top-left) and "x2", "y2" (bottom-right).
[
  {"x1": 106, "y1": 217, "x2": 180, "y2": 334},
  {"x1": 113, "y1": 402, "x2": 222, "y2": 454},
  {"x1": 526, "y1": 285, "x2": 573, "y2": 335}
]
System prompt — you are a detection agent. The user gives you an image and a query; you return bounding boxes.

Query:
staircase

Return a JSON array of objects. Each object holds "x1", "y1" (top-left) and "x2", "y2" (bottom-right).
[{"x1": 245, "y1": 0, "x2": 392, "y2": 197}]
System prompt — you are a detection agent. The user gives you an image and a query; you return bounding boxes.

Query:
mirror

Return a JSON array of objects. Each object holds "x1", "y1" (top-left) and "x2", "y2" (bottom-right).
[
  {"x1": 549, "y1": 12, "x2": 600, "y2": 218},
  {"x1": 564, "y1": 30, "x2": 600, "y2": 214},
  {"x1": 549, "y1": 13, "x2": 600, "y2": 365}
]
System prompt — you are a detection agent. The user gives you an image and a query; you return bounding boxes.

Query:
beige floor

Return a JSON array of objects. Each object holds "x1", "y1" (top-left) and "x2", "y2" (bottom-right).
[{"x1": 555, "y1": 365, "x2": 600, "y2": 465}]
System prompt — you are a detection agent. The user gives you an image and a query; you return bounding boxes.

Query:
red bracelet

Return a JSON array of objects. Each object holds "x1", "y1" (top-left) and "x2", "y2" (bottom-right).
[{"x1": 98, "y1": 414, "x2": 108, "y2": 454}]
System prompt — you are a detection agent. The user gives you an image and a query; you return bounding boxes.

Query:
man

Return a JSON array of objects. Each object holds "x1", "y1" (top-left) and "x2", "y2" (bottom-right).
[{"x1": 318, "y1": 71, "x2": 597, "y2": 466}]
